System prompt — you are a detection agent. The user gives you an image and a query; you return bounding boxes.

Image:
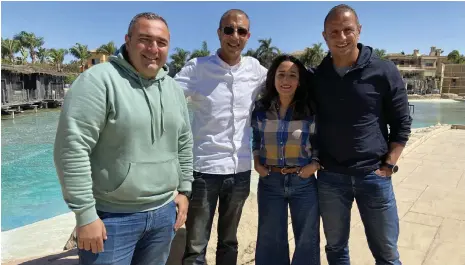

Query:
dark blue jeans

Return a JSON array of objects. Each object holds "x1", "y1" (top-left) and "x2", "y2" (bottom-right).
[
  {"x1": 318, "y1": 170, "x2": 401, "y2": 265},
  {"x1": 182, "y1": 170, "x2": 251, "y2": 265},
  {"x1": 255, "y1": 172, "x2": 320, "y2": 265},
  {"x1": 78, "y1": 200, "x2": 177, "y2": 265}
]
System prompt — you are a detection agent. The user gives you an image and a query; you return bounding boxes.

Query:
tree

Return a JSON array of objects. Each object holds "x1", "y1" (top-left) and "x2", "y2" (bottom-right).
[
  {"x1": 189, "y1": 41, "x2": 210, "y2": 60},
  {"x1": 1, "y1": 38, "x2": 21, "y2": 63},
  {"x1": 96, "y1": 41, "x2": 117, "y2": 56},
  {"x1": 69, "y1": 43, "x2": 91, "y2": 70},
  {"x1": 49, "y1": 48, "x2": 68, "y2": 72},
  {"x1": 169, "y1": 48, "x2": 190, "y2": 74},
  {"x1": 63, "y1": 60, "x2": 82, "y2": 73},
  {"x1": 374, "y1": 48, "x2": 387, "y2": 59},
  {"x1": 37, "y1": 47, "x2": 50, "y2": 64},
  {"x1": 256, "y1": 38, "x2": 281, "y2": 68},
  {"x1": 243, "y1": 48, "x2": 259, "y2": 59},
  {"x1": 299, "y1": 42, "x2": 325, "y2": 68},
  {"x1": 18, "y1": 47, "x2": 29, "y2": 65},
  {"x1": 447, "y1": 50, "x2": 465, "y2": 64},
  {"x1": 13, "y1": 31, "x2": 44, "y2": 63}
]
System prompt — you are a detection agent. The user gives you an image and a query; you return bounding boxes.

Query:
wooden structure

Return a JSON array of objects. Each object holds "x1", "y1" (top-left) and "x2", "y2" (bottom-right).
[{"x1": 1, "y1": 64, "x2": 73, "y2": 113}]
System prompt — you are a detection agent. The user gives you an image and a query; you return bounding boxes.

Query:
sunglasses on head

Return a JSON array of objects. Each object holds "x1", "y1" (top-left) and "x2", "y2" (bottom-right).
[{"x1": 222, "y1": 26, "x2": 248, "y2": 37}]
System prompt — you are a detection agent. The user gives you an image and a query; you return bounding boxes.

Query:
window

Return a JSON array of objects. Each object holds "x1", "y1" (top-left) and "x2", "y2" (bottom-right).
[{"x1": 91, "y1": 58, "x2": 100, "y2": 65}]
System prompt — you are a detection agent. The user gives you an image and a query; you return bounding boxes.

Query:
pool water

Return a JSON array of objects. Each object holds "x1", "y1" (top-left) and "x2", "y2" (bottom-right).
[{"x1": 1, "y1": 101, "x2": 464, "y2": 231}]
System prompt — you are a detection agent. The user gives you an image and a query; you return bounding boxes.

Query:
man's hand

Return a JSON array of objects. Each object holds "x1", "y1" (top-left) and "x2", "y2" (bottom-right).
[
  {"x1": 375, "y1": 165, "x2": 393, "y2": 177},
  {"x1": 174, "y1": 194, "x2": 189, "y2": 231},
  {"x1": 77, "y1": 219, "x2": 107, "y2": 254},
  {"x1": 298, "y1": 161, "x2": 320, "y2": 178},
  {"x1": 255, "y1": 163, "x2": 269, "y2": 177}
]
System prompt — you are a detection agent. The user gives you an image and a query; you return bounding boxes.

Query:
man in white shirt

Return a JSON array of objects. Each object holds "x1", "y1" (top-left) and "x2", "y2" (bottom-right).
[{"x1": 174, "y1": 9, "x2": 267, "y2": 265}]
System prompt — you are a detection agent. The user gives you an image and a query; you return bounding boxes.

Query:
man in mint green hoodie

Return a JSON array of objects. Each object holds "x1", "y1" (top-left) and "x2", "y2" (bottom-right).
[{"x1": 53, "y1": 12, "x2": 193, "y2": 265}]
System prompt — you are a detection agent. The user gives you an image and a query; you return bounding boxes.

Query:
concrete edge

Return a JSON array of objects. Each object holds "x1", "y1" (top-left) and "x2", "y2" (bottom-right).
[{"x1": 401, "y1": 125, "x2": 452, "y2": 159}]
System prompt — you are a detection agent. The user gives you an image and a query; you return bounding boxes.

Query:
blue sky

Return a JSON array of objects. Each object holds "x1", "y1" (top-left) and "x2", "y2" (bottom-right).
[{"x1": 2, "y1": 1, "x2": 464, "y2": 63}]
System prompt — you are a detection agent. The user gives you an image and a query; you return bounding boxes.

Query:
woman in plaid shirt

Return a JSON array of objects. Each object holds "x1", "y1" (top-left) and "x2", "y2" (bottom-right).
[{"x1": 252, "y1": 54, "x2": 321, "y2": 265}]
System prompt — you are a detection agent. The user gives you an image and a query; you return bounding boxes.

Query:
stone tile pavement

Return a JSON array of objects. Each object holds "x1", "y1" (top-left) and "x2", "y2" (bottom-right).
[{"x1": 316, "y1": 128, "x2": 465, "y2": 265}]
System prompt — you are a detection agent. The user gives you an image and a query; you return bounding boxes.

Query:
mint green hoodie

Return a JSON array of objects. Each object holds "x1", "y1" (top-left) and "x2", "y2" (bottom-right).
[{"x1": 54, "y1": 46, "x2": 193, "y2": 227}]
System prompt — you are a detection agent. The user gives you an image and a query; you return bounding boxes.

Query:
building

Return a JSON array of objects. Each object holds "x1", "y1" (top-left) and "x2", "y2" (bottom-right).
[
  {"x1": 386, "y1": 46, "x2": 448, "y2": 79},
  {"x1": 441, "y1": 64, "x2": 465, "y2": 95},
  {"x1": 1, "y1": 64, "x2": 69, "y2": 109},
  {"x1": 81, "y1": 50, "x2": 109, "y2": 72},
  {"x1": 386, "y1": 46, "x2": 449, "y2": 94}
]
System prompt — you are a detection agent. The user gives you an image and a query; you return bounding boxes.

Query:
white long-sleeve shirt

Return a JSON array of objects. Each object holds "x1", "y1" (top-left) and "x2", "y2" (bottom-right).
[{"x1": 174, "y1": 53, "x2": 267, "y2": 174}]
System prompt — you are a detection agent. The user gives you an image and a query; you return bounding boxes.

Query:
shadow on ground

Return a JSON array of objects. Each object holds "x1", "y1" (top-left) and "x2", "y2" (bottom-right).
[{"x1": 9, "y1": 229, "x2": 188, "y2": 265}]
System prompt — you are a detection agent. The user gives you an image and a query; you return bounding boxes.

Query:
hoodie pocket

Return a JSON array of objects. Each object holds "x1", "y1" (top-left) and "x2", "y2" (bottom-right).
[{"x1": 105, "y1": 157, "x2": 181, "y2": 203}]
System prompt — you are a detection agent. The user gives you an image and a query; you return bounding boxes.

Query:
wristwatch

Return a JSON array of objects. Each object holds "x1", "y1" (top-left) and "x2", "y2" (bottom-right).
[
  {"x1": 178, "y1": 191, "x2": 192, "y2": 200},
  {"x1": 384, "y1": 162, "x2": 399, "y2": 174}
]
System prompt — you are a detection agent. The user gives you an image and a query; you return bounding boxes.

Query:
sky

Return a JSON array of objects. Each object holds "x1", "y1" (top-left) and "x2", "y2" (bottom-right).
[{"x1": 1, "y1": 1, "x2": 464, "y2": 63}]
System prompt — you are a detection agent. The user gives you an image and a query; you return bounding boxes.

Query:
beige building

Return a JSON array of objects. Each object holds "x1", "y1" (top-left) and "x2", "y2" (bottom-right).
[
  {"x1": 441, "y1": 64, "x2": 465, "y2": 95},
  {"x1": 81, "y1": 50, "x2": 109, "y2": 72},
  {"x1": 386, "y1": 46, "x2": 448, "y2": 79}
]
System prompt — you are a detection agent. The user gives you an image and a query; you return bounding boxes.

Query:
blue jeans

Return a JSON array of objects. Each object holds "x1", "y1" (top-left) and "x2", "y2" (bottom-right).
[
  {"x1": 182, "y1": 171, "x2": 251, "y2": 265},
  {"x1": 318, "y1": 170, "x2": 401, "y2": 265},
  {"x1": 79, "y1": 200, "x2": 176, "y2": 265},
  {"x1": 255, "y1": 172, "x2": 320, "y2": 265}
]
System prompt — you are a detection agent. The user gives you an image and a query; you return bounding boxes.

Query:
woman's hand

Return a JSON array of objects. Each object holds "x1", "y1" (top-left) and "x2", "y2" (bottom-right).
[
  {"x1": 255, "y1": 164, "x2": 270, "y2": 177},
  {"x1": 298, "y1": 161, "x2": 320, "y2": 178}
]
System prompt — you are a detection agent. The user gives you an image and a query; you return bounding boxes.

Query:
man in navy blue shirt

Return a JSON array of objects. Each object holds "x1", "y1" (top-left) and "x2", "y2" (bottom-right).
[{"x1": 311, "y1": 4, "x2": 412, "y2": 265}]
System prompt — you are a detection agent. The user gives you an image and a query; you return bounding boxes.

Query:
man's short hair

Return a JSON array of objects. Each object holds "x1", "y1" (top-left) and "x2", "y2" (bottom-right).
[
  {"x1": 324, "y1": 4, "x2": 360, "y2": 30},
  {"x1": 127, "y1": 12, "x2": 169, "y2": 36},
  {"x1": 218, "y1": 9, "x2": 250, "y2": 29}
]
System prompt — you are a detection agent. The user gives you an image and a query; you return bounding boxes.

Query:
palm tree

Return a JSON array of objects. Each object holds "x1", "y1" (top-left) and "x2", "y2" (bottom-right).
[
  {"x1": 1, "y1": 38, "x2": 21, "y2": 63},
  {"x1": 447, "y1": 50, "x2": 465, "y2": 64},
  {"x1": 63, "y1": 60, "x2": 81, "y2": 73},
  {"x1": 256, "y1": 38, "x2": 281, "y2": 68},
  {"x1": 69, "y1": 43, "x2": 91, "y2": 70},
  {"x1": 96, "y1": 41, "x2": 117, "y2": 56},
  {"x1": 243, "y1": 48, "x2": 259, "y2": 59},
  {"x1": 189, "y1": 41, "x2": 210, "y2": 60},
  {"x1": 18, "y1": 47, "x2": 29, "y2": 65},
  {"x1": 37, "y1": 47, "x2": 51, "y2": 64},
  {"x1": 299, "y1": 42, "x2": 325, "y2": 68},
  {"x1": 13, "y1": 31, "x2": 44, "y2": 63},
  {"x1": 49, "y1": 48, "x2": 68, "y2": 72},
  {"x1": 169, "y1": 48, "x2": 190, "y2": 74},
  {"x1": 374, "y1": 48, "x2": 387, "y2": 59}
]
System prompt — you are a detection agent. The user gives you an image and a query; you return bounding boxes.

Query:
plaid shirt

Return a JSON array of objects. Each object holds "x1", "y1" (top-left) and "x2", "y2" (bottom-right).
[{"x1": 251, "y1": 100, "x2": 319, "y2": 167}]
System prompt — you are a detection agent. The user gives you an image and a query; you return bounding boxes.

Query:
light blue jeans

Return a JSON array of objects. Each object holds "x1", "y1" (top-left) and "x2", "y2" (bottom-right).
[{"x1": 78, "y1": 200, "x2": 176, "y2": 265}]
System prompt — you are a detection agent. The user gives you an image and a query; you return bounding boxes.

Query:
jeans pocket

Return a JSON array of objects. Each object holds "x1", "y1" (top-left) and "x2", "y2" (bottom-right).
[{"x1": 373, "y1": 169, "x2": 391, "y2": 179}]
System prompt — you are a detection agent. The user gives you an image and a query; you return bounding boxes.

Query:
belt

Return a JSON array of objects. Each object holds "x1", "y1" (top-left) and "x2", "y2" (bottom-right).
[{"x1": 268, "y1": 166, "x2": 301, "y2": 174}]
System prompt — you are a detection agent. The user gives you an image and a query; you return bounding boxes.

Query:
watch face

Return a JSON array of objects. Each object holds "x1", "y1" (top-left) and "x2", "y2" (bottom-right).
[{"x1": 392, "y1": 165, "x2": 399, "y2": 173}]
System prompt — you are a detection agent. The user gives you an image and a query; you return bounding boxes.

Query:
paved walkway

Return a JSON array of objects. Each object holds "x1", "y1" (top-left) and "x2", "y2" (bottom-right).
[
  {"x1": 2, "y1": 127, "x2": 465, "y2": 265},
  {"x1": 317, "y1": 128, "x2": 465, "y2": 265}
]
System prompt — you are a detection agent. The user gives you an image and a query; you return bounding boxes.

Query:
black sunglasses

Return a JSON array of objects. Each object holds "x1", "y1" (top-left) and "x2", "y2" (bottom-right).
[{"x1": 222, "y1": 26, "x2": 248, "y2": 37}]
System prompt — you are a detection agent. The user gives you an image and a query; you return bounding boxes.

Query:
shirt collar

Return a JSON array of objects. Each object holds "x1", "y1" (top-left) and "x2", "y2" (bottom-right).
[{"x1": 215, "y1": 49, "x2": 243, "y2": 70}]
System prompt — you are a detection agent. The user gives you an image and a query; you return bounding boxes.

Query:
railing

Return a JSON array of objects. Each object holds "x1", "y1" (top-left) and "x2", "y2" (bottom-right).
[
  {"x1": 44, "y1": 82, "x2": 65, "y2": 100},
  {"x1": 10, "y1": 82, "x2": 28, "y2": 104}
]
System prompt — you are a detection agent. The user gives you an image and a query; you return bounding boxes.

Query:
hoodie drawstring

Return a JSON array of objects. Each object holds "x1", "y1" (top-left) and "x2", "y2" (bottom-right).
[
  {"x1": 157, "y1": 81, "x2": 166, "y2": 135},
  {"x1": 138, "y1": 77, "x2": 159, "y2": 144}
]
